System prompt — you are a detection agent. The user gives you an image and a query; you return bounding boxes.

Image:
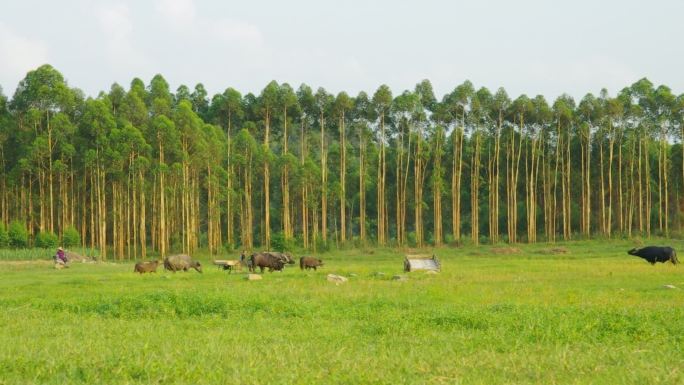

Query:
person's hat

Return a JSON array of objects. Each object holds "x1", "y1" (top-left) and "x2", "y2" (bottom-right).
[{"x1": 58, "y1": 247, "x2": 63, "y2": 251}]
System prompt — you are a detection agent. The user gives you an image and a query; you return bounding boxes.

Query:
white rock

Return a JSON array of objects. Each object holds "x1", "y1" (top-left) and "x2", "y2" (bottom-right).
[
  {"x1": 246, "y1": 274, "x2": 262, "y2": 281},
  {"x1": 327, "y1": 274, "x2": 348, "y2": 284}
]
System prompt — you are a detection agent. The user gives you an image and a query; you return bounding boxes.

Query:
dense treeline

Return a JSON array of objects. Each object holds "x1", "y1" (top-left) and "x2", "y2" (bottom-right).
[{"x1": 0, "y1": 65, "x2": 682, "y2": 258}]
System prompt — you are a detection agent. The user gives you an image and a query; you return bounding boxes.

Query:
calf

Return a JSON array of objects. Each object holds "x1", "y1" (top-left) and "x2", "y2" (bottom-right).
[
  {"x1": 134, "y1": 260, "x2": 160, "y2": 274},
  {"x1": 300, "y1": 256, "x2": 324, "y2": 271},
  {"x1": 628, "y1": 246, "x2": 678, "y2": 265}
]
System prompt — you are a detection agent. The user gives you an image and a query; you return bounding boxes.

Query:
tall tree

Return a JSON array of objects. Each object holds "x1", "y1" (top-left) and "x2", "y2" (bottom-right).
[
  {"x1": 372, "y1": 85, "x2": 392, "y2": 245},
  {"x1": 279, "y1": 84, "x2": 299, "y2": 240},
  {"x1": 259, "y1": 81, "x2": 279, "y2": 247},
  {"x1": 315, "y1": 88, "x2": 333, "y2": 244},
  {"x1": 333, "y1": 92, "x2": 353, "y2": 243}
]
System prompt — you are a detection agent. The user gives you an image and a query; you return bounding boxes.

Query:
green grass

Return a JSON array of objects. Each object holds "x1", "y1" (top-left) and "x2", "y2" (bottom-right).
[
  {"x1": 0, "y1": 247, "x2": 99, "y2": 261},
  {"x1": 0, "y1": 239, "x2": 683, "y2": 384}
]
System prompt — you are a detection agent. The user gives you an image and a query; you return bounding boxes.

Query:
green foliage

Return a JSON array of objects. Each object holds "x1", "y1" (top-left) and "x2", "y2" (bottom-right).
[
  {"x1": 270, "y1": 231, "x2": 294, "y2": 252},
  {"x1": 61, "y1": 226, "x2": 81, "y2": 248},
  {"x1": 2, "y1": 66, "x2": 684, "y2": 252},
  {"x1": 8, "y1": 221, "x2": 28, "y2": 248},
  {"x1": 0, "y1": 223, "x2": 9, "y2": 247},
  {"x1": 35, "y1": 231, "x2": 59, "y2": 249}
]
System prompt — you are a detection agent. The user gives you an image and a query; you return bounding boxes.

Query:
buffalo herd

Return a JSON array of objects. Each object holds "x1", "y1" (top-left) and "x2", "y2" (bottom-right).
[
  {"x1": 133, "y1": 251, "x2": 326, "y2": 275},
  {"x1": 132, "y1": 245, "x2": 679, "y2": 275},
  {"x1": 237, "y1": 251, "x2": 326, "y2": 273}
]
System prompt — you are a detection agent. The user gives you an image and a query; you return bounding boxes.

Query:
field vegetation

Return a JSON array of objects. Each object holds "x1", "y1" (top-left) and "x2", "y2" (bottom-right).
[{"x1": 0, "y1": 239, "x2": 682, "y2": 384}]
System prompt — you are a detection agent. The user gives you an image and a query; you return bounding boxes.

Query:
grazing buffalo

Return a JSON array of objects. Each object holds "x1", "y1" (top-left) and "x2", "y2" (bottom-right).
[
  {"x1": 300, "y1": 256, "x2": 324, "y2": 271},
  {"x1": 628, "y1": 246, "x2": 678, "y2": 265},
  {"x1": 134, "y1": 260, "x2": 160, "y2": 274},
  {"x1": 249, "y1": 252, "x2": 289, "y2": 273},
  {"x1": 164, "y1": 254, "x2": 203, "y2": 273},
  {"x1": 264, "y1": 252, "x2": 295, "y2": 265}
]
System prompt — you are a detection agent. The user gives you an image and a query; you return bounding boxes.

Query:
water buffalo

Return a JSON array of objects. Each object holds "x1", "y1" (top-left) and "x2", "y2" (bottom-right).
[
  {"x1": 164, "y1": 254, "x2": 203, "y2": 273},
  {"x1": 300, "y1": 256, "x2": 324, "y2": 271},
  {"x1": 249, "y1": 252, "x2": 288, "y2": 273},
  {"x1": 628, "y1": 246, "x2": 678, "y2": 265},
  {"x1": 134, "y1": 260, "x2": 160, "y2": 274},
  {"x1": 264, "y1": 252, "x2": 295, "y2": 265}
]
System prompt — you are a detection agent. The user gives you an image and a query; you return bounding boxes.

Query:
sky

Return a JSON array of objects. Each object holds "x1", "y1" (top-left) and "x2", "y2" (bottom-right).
[{"x1": 1, "y1": 0, "x2": 683, "y2": 101}]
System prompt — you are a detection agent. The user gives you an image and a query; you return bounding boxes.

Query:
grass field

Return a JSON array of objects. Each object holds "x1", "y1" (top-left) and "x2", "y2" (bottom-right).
[{"x1": 0, "y1": 239, "x2": 683, "y2": 384}]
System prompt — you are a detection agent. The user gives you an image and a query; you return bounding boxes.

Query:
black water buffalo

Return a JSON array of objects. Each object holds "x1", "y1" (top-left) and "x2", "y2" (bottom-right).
[
  {"x1": 164, "y1": 254, "x2": 203, "y2": 273},
  {"x1": 249, "y1": 252, "x2": 288, "y2": 273},
  {"x1": 300, "y1": 256, "x2": 324, "y2": 271},
  {"x1": 134, "y1": 260, "x2": 160, "y2": 274},
  {"x1": 628, "y1": 246, "x2": 678, "y2": 265}
]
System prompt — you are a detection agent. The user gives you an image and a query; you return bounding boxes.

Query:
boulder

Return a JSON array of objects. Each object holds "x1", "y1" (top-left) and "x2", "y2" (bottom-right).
[
  {"x1": 327, "y1": 274, "x2": 348, "y2": 284},
  {"x1": 246, "y1": 274, "x2": 263, "y2": 281}
]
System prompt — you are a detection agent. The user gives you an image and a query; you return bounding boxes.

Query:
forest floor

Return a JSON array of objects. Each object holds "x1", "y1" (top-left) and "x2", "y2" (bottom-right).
[{"x1": 0, "y1": 239, "x2": 683, "y2": 384}]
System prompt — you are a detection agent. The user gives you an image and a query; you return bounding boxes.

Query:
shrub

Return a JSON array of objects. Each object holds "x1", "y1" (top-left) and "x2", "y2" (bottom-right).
[
  {"x1": 0, "y1": 223, "x2": 9, "y2": 247},
  {"x1": 407, "y1": 232, "x2": 417, "y2": 247},
  {"x1": 271, "y1": 232, "x2": 295, "y2": 252},
  {"x1": 8, "y1": 221, "x2": 28, "y2": 248},
  {"x1": 62, "y1": 226, "x2": 81, "y2": 248},
  {"x1": 35, "y1": 231, "x2": 59, "y2": 249},
  {"x1": 315, "y1": 238, "x2": 331, "y2": 253}
]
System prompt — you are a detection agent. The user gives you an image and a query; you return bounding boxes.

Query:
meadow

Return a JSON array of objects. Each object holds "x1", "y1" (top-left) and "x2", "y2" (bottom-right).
[{"x1": 0, "y1": 239, "x2": 683, "y2": 385}]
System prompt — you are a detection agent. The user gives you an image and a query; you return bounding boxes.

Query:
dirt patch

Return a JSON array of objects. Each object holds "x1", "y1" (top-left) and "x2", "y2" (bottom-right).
[
  {"x1": 536, "y1": 247, "x2": 571, "y2": 255},
  {"x1": 65, "y1": 251, "x2": 95, "y2": 262},
  {"x1": 491, "y1": 247, "x2": 522, "y2": 255}
]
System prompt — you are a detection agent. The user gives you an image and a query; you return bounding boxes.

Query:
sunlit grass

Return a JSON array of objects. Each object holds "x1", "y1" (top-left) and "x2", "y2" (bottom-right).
[{"x1": 0, "y1": 238, "x2": 682, "y2": 384}]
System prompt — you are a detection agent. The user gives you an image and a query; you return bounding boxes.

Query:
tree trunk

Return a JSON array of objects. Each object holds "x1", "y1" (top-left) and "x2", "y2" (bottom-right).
[
  {"x1": 451, "y1": 127, "x2": 463, "y2": 241},
  {"x1": 320, "y1": 111, "x2": 327, "y2": 244},
  {"x1": 339, "y1": 110, "x2": 346, "y2": 243}
]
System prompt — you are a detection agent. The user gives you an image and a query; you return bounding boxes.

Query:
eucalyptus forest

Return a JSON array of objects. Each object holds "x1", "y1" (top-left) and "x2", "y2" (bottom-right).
[{"x1": 0, "y1": 64, "x2": 682, "y2": 259}]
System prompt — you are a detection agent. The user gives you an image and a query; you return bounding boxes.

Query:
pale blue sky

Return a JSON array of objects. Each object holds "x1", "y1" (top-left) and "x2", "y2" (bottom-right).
[{"x1": 1, "y1": 0, "x2": 682, "y2": 100}]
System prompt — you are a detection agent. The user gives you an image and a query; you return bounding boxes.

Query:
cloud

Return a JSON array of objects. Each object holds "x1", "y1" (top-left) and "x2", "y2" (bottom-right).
[
  {"x1": 0, "y1": 23, "x2": 49, "y2": 88},
  {"x1": 153, "y1": 1, "x2": 264, "y2": 48},
  {"x1": 97, "y1": 3, "x2": 151, "y2": 74},
  {"x1": 212, "y1": 19, "x2": 264, "y2": 47},
  {"x1": 98, "y1": 3, "x2": 133, "y2": 44},
  {"x1": 155, "y1": 0, "x2": 196, "y2": 26}
]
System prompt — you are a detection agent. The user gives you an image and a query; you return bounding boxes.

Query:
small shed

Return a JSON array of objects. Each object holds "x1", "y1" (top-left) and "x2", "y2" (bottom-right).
[{"x1": 404, "y1": 254, "x2": 440, "y2": 272}]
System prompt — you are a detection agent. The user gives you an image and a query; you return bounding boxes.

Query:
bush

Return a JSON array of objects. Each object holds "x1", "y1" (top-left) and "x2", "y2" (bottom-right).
[
  {"x1": 8, "y1": 221, "x2": 28, "y2": 248},
  {"x1": 35, "y1": 231, "x2": 59, "y2": 249},
  {"x1": 271, "y1": 232, "x2": 295, "y2": 252},
  {"x1": 315, "y1": 239, "x2": 331, "y2": 253},
  {"x1": 0, "y1": 223, "x2": 9, "y2": 247},
  {"x1": 62, "y1": 226, "x2": 81, "y2": 248},
  {"x1": 407, "y1": 232, "x2": 417, "y2": 247}
]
